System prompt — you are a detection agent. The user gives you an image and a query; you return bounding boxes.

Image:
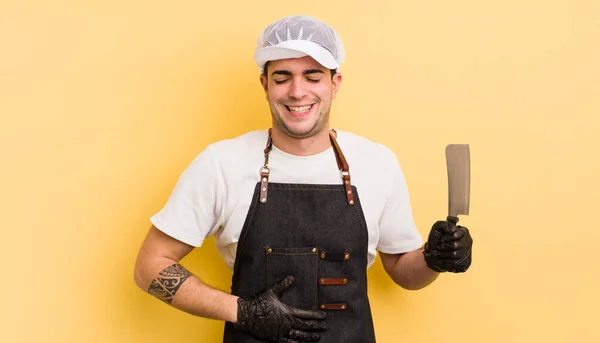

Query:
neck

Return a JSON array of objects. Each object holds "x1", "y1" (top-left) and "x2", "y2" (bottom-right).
[{"x1": 270, "y1": 126, "x2": 332, "y2": 156}]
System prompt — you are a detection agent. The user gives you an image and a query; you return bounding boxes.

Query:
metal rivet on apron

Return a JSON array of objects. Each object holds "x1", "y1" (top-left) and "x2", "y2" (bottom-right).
[
  {"x1": 320, "y1": 305, "x2": 325, "y2": 310},
  {"x1": 266, "y1": 248, "x2": 272, "y2": 253},
  {"x1": 312, "y1": 247, "x2": 317, "y2": 253},
  {"x1": 262, "y1": 177, "x2": 267, "y2": 182},
  {"x1": 341, "y1": 304, "x2": 346, "y2": 310},
  {"x1": 320, "y1": 252, "x2": 326, "y2": 259},
  {"x1": 343, "y1": 278, "x2": 348, "y2": 284},
  {"x1": 261, "y1": 198, "x2": 266, "y2": 203},
  {"x1": 319, "y1": 278, "x2": 324, "y2": 284},
  {"x1": 262, "y1": 188, "x2": 266, "y2": 191},
  {"x1": 347, "y1": 190, "x2": 352, "y2": 194},
  {"x1": 349, "y1": 200, "x2": 354, "y2": 205},
  {"x1": 344, "y1": 253, "x2": 351, "y2": 260},
  {"x1": 345, "y1": 180, "x2": 349, "y2": 185}
]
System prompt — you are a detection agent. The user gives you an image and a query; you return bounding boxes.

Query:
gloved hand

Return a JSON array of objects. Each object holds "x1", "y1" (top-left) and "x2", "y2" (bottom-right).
[
  {"x1": 423, "y1": 216, "x2": 473, "y2": 273},
  {"x1": 234, "y1": 276, "x2": 328, "y2": 342}
]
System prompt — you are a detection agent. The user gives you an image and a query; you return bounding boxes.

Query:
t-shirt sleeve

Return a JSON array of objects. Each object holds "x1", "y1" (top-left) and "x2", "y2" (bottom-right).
[
  {"x1": 150, "y1": 145, "x2": 225, "y2": 247},
  {"x1": 376, "y1": 157, "x2": 424, "y2": 254}
]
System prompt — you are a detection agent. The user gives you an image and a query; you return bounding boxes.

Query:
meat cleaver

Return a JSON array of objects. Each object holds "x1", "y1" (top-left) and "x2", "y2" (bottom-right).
[{"x1": 445, "y1": 144, "x2": 470, "y2": 218}]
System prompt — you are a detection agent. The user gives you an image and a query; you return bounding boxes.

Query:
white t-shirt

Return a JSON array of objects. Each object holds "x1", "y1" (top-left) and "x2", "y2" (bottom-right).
[{"x1": 150, "y1": 129, "x2": 423, "y2": 269}]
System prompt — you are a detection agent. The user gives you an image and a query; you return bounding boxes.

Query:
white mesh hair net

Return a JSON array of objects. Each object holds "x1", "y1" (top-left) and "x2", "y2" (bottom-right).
[{"x1": 254, "y1": 15, "x2": 346, "y2": 71}]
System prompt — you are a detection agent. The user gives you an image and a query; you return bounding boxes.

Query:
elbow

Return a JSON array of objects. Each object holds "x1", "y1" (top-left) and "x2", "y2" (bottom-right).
[
  {"x1": 133, "y1": 268, "x2": 143, "y2": 291},
  {"x1": 133, "y1": 267, "x2": 145, "y2": 291},
  {"x1": 398, "y1": 281, "x2": 430, "y2": 291},
  {"x1": 133, "y1": 254, "x2": 148, "y2": 291}
]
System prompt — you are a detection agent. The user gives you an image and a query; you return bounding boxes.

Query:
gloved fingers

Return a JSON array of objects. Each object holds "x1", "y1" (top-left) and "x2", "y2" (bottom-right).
[
  {"x1": 454, "y1": 252, "x2": 472, "y2": 272},
  {"x1": 434, "y1": 249, "x2": 467, "y2": 260},
  {"x1": 436, "y1": 230, "x2": 472, "y2": 257},
  {"x1": 287, "y1": 329, "x2": 322, "y2": 341},
  {"x1": 291, "y1": 307, "x2": 328, "y2": 320},
  {"x1": 292, "y1": 318, "x2": 329, "y2": 331},
  {"x1": 426, "y1": 221, "x2": 446, "y2": 250},
  {"x1": 437, "y1": 240, "x2": 462, "y2": 251},
  {"x1": 438, "y1": 234, "x2": 471, "y2": 251},
  {"x1": 424, "y1": 219, "x2": 473, "y2": 272},
  {"x1": 440, "y1": 228, "x2": 465, "y2": 242},
  {"x1": 461, "y1": 227, "x2": 472, "y2": 241},
  {"x1": 443, "y1": 221, "x2": 459, "y2": 235},
  {"x1": 439, "y1": 251, "x2": 472, "y2": 273},
  {"x1": 431, "y1": 220, "x2": 447, "y2": 233},
  {"x1": 272, "y1": 276, "x2": 295, "y2": 296}
]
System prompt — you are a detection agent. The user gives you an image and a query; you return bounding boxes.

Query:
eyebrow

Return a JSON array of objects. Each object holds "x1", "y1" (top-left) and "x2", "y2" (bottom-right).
[{"x1": 271, "y1": 69, "x2": 325, "y2": 77}]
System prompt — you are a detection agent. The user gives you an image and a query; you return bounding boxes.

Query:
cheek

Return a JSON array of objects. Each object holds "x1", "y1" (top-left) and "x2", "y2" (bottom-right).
[
  {"x1": 267, "y1": 85, "x2": 288, "y2": 101},
  {"x1": 315, "y1": 85, "x2": 332, "y2": 101}
]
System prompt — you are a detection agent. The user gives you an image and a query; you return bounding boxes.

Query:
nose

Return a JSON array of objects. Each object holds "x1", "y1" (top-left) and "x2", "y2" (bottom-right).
[{"x1": 287, "y1": 78, "x2": 308, "y2": 99}]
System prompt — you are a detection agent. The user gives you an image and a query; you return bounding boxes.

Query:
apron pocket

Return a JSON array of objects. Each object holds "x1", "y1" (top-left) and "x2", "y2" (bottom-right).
[{"x1": 265, "y1": 246, "x2": 319, "y2": 310}]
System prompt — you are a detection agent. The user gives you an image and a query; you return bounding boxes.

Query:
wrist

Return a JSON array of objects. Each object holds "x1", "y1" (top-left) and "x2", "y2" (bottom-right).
[
  {"x1": 422, "y1": 247, "x2": 445, "y2": 273},
  {"x1": 227, "y1": 295, "x2": 240, "y2": 323}
]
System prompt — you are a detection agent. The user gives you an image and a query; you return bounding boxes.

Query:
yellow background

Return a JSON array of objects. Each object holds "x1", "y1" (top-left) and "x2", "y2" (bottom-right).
[{"x1": 1, "y1": 0, "x2": 598, "y2": 342}]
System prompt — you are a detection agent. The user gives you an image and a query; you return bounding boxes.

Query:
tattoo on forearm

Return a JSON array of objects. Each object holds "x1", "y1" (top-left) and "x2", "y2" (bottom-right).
[{"x1": 148, "y1": 263, "x2": 192, "y2": 304}]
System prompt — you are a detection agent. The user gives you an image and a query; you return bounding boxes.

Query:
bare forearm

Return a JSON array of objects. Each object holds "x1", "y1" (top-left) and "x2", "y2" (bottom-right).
[
  {"x1": 382, "y1": 248, "x2": 439, "y2": 290},
  {"x1": 134, "y1": 253, "x2": 238, "y2": 322}
]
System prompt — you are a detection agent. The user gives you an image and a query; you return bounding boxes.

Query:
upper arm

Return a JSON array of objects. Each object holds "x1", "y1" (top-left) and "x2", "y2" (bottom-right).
[
  {"x1": 149, "y1": 145, "x2": 227, "y2": 248},
  {"x1": 140, "y1": 225, "x2": 195, "y2": 262},
  {"x1": 376, "y1": 152, "x2": 423, "y2": 254}
]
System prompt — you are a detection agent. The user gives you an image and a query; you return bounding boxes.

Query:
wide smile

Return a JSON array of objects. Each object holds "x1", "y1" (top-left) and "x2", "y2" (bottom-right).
[{"x1": 284, "y1": 104, "x2": 315, "y2": 118}]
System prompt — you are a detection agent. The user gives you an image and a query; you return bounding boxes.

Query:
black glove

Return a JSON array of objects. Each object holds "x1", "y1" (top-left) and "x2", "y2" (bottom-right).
[
  {"x1": 235, "y1": 276, "x2": 328, "y2": 342},
  {"x1": 423, "y1": 216, "x2": 473, "y2": 273}
]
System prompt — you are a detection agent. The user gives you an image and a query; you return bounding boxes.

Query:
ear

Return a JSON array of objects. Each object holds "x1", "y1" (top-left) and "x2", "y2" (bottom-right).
[
  {"x1": 260, "y1": 74, "x2": 268, "y2": 96},
  {"x1": 331, "y1": 72, "x2": 342, "y2": 99}
]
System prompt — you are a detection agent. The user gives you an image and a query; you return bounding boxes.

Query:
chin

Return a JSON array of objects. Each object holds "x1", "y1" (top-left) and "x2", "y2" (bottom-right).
[
  {"x1": 285, "y1": 122, "x2": 327, "y2": 139},
  {"x1": 285, "y1": 127, "x2": 314, "y2": 138},
  {"x1": 272, "y1": 107, "x2": 328, "y2": 138}
]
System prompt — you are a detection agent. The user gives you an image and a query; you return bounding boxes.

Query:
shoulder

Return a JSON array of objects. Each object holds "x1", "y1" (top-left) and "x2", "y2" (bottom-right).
[
  {"x1": 206, "y1": 129, "x2": 268, "y2": 156},
  {"x1": 181, "y1": 130, "x2": 267, "y2": 175},
  {"x1": 193, "y1": 130, "x2": 268, "y2": 165},
  {"x1": 198, "y1": 130, "x2": 268, "y2": 178},
  {"x1": 335, "y1": 130, "x2": 400, "y2": 168}
]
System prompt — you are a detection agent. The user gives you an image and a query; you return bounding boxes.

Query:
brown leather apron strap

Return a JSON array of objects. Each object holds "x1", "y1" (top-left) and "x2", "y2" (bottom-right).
[
  {"x1": 260, "y1": 128, "x2": 355, "y2": 206},
  {"x1": 329, "y1": 129, "x2": 354, "y2": 205},
  {"x1": 259, "y1": 128, "x2": 273, "y2": 203}
]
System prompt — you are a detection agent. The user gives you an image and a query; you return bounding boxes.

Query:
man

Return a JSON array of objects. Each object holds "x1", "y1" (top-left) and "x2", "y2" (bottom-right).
[{"x1": 134, "y1": 15, "x2": 473, "y2": 343}]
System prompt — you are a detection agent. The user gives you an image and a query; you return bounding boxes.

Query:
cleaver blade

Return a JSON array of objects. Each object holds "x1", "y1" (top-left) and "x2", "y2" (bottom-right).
[{"x1": 445, "y1": 144, "x2": 471, "y2": 217}]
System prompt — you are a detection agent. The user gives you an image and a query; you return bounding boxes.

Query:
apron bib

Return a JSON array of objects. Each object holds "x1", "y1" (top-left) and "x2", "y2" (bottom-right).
[{"x1": 223, "y1": 129, "x2": 376, "y2": 343}]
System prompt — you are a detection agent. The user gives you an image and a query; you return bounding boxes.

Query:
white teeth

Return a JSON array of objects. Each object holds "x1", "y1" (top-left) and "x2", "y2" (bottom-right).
[{"x1": 288, "y1": 105, "x2": 312, "y2": 112}]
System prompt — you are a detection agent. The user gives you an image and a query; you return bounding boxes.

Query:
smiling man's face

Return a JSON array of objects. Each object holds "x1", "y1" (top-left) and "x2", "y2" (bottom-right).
[{"x1": 260, "y1": 56, "x2": 342, "y2": 139}]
